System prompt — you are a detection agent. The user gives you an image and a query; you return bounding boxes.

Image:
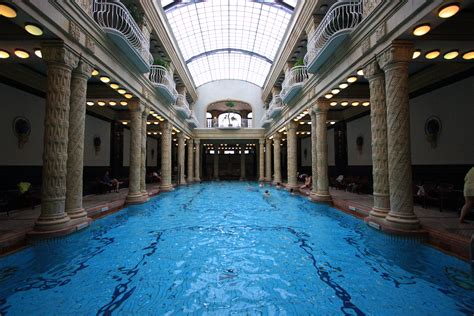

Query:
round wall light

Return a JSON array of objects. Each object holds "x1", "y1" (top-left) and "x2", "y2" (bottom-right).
[
  {"x1": 124, "y1": 93, "x2": 133, "y2": 99},
  {"x1": 91, "y1": 69, "x2": 99, "y2": 76},
  {"x1": 117, "y1": 89, "x2": 126, "y2": 94},
  {"x1": 462, "y1": 50, "x2": 474, "y2": 60},
  {"x1": 14, "y1": 49, "x2": 30, "y2": 59},
  {"x1": 0, "y1": 49, "x2": 10, "y2": 59},
  {"x1": 413, "y1": 24, "x2": 431, "y2": 36},
  {"x1": 438, "y1": 3, "x2": 460, "y2": 18},
  {"x1": 98, "y1": 101, "x2": 106, "y2": 106},
  {"x1": 352, "y1": 101, "x2": 360, "y2": 106},
  {"x1": 109, "y1": 101, "x2": 117, "y2": 106},
  {"x1": 443, "y1": 50, "x2": 459, "y2": 60},
  {"x1": 412, "y1": 49, "x2": 421, "y2": 59},
  {"x1": 24, "y1": 23, "x2": 43, "y2": 36},
  {"x1": 362, "y1": 101, "x2": 370, "y2": 106},
  {"x1": 34, "y1": 49, "x2": 42, "y2": 58},
  {"x1": 86, "y1": 101, "x2": 94, "y2": 106},
  {"x1": 330, "y1": 102, "x2": 338, "y2": 106},
  {"x1": 341, "y1": 101, "x2": 349, "y2": 106},
  {"x1": 347, "y1": 76, "x2": 357, "y2": 83},
  {"x1": 425, "y1": 50, "x2": 440, "y2": 59},
  {"x1": 0, "y1": 4, "x2": 17, "y2": 18},
  {"x1": 357, "y1": 69, "x2": 364, "y2": 76},
  {"x1": 120, "y1": 101, "x2": 128, "y2": 106},
  {"x1": 339, "y1": 82, "x2": 349, "y2": 89},
  {"x1": 99, "y1": 76, "x2": 110, "y2": 83},
  {"x1": 331, "y1": 88, "x2": 340, "y2": 95},
  {"x1": 324, "y1": 93, "x2": 333, "y2": 99},
  {"x1": 110, "y1": 83, "x2": 119, "y2": 89}
]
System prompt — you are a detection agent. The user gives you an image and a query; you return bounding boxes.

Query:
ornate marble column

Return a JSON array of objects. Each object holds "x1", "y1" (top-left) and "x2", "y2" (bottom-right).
[
  {"x1": 364, "y1": 58, "x2": 390, "y2": 219},
  {"x1": 258, "y1": 139, "x2": 265, "y2": 182},
  {"x1": 309, "y1": 107, "x2": 319, "y2": 199},
  {"x1": 240, "y1": 149, "x2": 246, "y2": 180},
  {"x1": 314, "y1": 99, "x2": 332, "y2": 202},
  {"x1": 160, "y1": 121, "x2": 174, "y2": 191},
  {"x1": 140, "y1": 105, "x2": 149, "y2": 200},
  {"x1": 378, "y1": 41, "x2": 419, "y2": 230},
  {"x1": 187, "y1": 138, "x2": 194, "y2": 183},
  {"x1": 194, "y1": 139, "x2": 201, "y2": 182},
  {"x1": 126, "y1": 100, "x2": 146, "y2": 204},
  {"x1": 177, "y1": 133, "x2": 186, "y2": 185},
  {"x1": 265, "y1": 138, "x2": 272, "y2": 182},
  {"x1": 213, "y1": 147, "x2": 219, "y2": 180},
  {"x1": 35, "y1": 42, "x2": 78, "y2": 232},
  {"x1": 286, "y1": 121, "x2": 298, "y2": 189},
  {"x1": 64, "y1": 59, "x2": 91, "y2": 221},
  {"x1": 273, "y1": 133, "x2": 282, "y2": 185}
]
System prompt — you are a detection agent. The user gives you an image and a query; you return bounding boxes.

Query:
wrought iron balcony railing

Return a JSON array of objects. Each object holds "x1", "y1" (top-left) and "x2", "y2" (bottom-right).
[
  {"x1": 267, "y1": 95, "x2": 284, "y2": 118},
  {"x1": 93, "y1": 0, "x2": 153, "y2": 72},
  {"x1": 280, "y1": 66, "x2": 308, "y2": 103},
  {"x1": 174, "y1": 94, "x2": 191, "y2": 118},
  {"x1": 304, "y1": 0, "x2": 363, "y2": 73},
  {"x1": 149, "y1": 65, "x2": 178, "y2": 103}
]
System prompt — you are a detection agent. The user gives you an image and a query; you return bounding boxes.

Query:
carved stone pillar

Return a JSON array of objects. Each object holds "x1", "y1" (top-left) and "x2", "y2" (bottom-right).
[
  {"x1": 160, "y1": 121, "x2": 173, "y2": 191},
  {"x1": 309, "y1": 107, "x2": 318, "y2": 198},
  {"x1": 35, "y1": 43, "x2": 78, "y2": 232},
  {"x1": 177, "y1": 133, "x2": 186, "y2": 185},
  {"x1": 314, "y1": 99, "x2": 332, "y2": 202},
  {"x1": 265, "y1": 138, "x2": 272, "y2": 182},
  {"x1": 240, "y1": 149, "x2": 246, "y2": 180},
  {"x1": 378, "y1": 41, "x2": 419, "y2": 230},
  {"x1": 213, "y1": 147, "x2": 219, "y2": 180},
  {"x1": 364, "y1": 58, "x2": 390, "y2": 219},
  {"x1": 187, "y1": 138, "x2": 194, "y2": 183},
  {"x1": 126, "y1": 100, "x2": 146, "y2": 204},
  {"x1": 140, "y1": 105, "x2": 149, "y2": 200},
  {"x1": 258, "y1": 139, "x2": 265, "y2": 182},
  {"x1": 273, "y1": 133, "x2": 282, "y2": 185},
  {"x1": 65, "y1": 59, "x2": 91, "y2": 221},
  {"x1": 194, "y1": 139, "x2": 201, "y2": 182},
  {"x1": 286, "y1": 121, "x2": 298, "y2": 189}
]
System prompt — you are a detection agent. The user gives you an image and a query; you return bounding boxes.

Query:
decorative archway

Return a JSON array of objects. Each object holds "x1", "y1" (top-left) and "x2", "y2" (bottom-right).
[{"x1": 206, "y1": 100, "x2": 252, "y2": 128}]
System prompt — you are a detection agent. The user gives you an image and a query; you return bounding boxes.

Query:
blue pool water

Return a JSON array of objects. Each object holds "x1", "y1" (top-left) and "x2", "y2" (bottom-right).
[{"x1": 0, "y1": 182, "x2": 473, "y2": 315}]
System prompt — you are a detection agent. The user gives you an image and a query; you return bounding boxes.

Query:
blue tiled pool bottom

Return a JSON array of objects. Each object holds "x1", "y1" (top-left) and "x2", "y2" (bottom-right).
[{"x1": 0, "y1": 182, "x2": 473, "y2": 315}]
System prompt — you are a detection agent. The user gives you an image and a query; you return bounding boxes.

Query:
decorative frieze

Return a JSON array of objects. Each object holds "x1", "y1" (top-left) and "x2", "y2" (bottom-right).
[{"x1": 363, "y1": 0, "x2": 383, "y2": 19}]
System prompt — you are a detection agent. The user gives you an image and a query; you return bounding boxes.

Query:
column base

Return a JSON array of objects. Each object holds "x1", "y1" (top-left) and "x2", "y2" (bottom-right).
[
  {"x1": 194, "y1": 177, "x2": 201, "y2": 183},
  {"x1": 384, "y1": 212, "x2": 420, "y2": 231},
  {"x1": 141, "y1": 191, "x2": 150, "y2": 202},
  {"x1": 66, "y1": 207, "x2": 88, "y2": 220},
  {"x1": 310, "y1": 191, "x2": 333, "y2": 204},
  {"x1": 179, "y1": 180, "x2": 187, "y2": 186},
  {"x1": 29, "y1": 216, "x2": 91, "y2": 239},
  {"x1": 272, "y1": 179, "x2": 282, "y2": 186},
  {"x1": 187, "y1": 178, "x2": 194, "y2": 184},
  {"x1": 126, "y1": 192, "x2": 148, "y2": 205},
  {"x1": 160, "y1": 184, "x2": 175, "y2": 191},
  {"x1": 34, "y1": 212, "x2": 71, "y2": 232},
  {"x1": 369, "y1": 206, "x2": 390, "y2": 220},
  {"x1": 286, "y1": 183, "x2": 299, "y2": 190}
]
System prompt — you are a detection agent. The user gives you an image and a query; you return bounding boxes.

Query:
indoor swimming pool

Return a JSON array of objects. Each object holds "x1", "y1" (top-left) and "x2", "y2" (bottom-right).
[{"x1": 0, "y1": 182, "x2": 473, "y2": 315}]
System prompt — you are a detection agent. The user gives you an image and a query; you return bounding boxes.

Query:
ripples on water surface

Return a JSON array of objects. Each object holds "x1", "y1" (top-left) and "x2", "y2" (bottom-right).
[{"x1": 0, "y1": 182, "x2": 473, "y2": 315}]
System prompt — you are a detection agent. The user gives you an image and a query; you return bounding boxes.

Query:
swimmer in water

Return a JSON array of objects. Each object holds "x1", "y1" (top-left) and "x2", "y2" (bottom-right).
[
  {"x1": 264, "y1": 190, "x2": 270, "y2": 197},
  {"x1": 276, "y1": 182, "x2": 282, "y2": 190},
  {"x1": 259, "y1": 183, "x2": 264, "y2": 188}
]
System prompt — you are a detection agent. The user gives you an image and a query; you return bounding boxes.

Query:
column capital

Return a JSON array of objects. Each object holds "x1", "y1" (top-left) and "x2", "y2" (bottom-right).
[
  {"x1": 161, "y1": 121, "x2": 173, "y2": 132},
  {"x1": 363, "y1": 58, "x2": 384, "y2": 81},
  {"x1": 177, "y1": 133, "x2": 185, "y2": 140},
  {"x1": 142, "y1": 104, "x2": 150, "y2": 118},
  {"x1": 194, "y1": 138, "x2": 200, "y2": 145},
  {"x1": 128, "y1": 99, "x2": 144, "y2": 112},
  {"x1": 73, "y1": 59, "x2": 93, "y2": 79},
  {"x1": 42, "y1": 41, "x2": 79, "y2": 69},
  {"x1": 259, "y1": 138, "x2": 265, "y2": 145},
  {"x1": 377, "y1": 41, "x2": 413, "y2": 70},
  {"x1": 273, "y1": 132, "x2": 282, "y2": 141},
  {"x1": 314, "y1": 98, "x2": 330, "y2": 112},
  {"x1": 286, "y1": 120, "x2": 298, "y2": 131}
]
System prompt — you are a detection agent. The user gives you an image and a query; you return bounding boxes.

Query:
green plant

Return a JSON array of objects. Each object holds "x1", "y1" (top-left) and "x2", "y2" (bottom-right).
[
  {"x1": 225, "y1": 101, "x2": 235, "y2": 108},
  {"x1": 154, "y1": 57, "x2": 169, "y2": 68},
  {"x1": 294, "y1": 58, "x2": 304, "y2": 67},
  {"x1": 121, "y1": 0, "x2": 144, "y2": 26}
]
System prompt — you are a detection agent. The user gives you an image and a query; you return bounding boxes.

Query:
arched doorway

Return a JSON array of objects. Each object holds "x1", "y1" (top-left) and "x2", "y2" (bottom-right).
[{"x1": 206, "y1": 100, "x2": 252, "y2": 128}]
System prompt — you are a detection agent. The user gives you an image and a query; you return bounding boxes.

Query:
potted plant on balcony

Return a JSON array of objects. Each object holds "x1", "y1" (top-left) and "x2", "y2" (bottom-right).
[
  {"x1": 294, "y1": 58, "x2": 304, "y2": 67},
  {"x1": 154, "y1": 57, "x2": 169, "y2": 69}
]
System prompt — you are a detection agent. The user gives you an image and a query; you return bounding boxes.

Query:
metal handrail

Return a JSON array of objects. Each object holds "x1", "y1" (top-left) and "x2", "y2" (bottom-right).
[
  {"x1": 304, "y1": 0, "x2": 362, "y2": 66},
  {"x1": 281, "y1": 66, "x2": 308, "y2": 98},
  {"x1": 93, "y1": 0, "x2": 153, "y2": 65},
  {"x1": 149, "y1": 65, "x2": 178, "y2": 95}
]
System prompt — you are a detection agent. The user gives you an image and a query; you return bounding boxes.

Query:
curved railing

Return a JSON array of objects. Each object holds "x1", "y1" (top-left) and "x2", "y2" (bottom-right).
[
  {"x1": 149, "y1": 65, "x2": 178, "y2": 96},
  {"x1": 268, "y1": 95, "x2": 283, "y2": 117},
  {"x1": 304, "y1": 0, "x2": 363, "y2": 66},
  {"x1": 174, "y1": 94, "x2": 191, "y2": 116},
  {"x1": 93, "y1": 0, "x2": 153, "y2": 65},
  {"x1": 280, "y1": 66, "x2": 308, "y2": 99}
]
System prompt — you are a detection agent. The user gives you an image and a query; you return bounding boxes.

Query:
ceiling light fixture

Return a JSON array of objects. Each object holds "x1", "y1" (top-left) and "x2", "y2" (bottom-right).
[
  {"x1": 122, "y1": 121, "x2": 128, "y2": 125},
  {"x1": 110, "y1": 83, "x2": 119, "y2": 89},
  {"x1": 362, "y1": 101, "x2": 370, "y2": 106},
  {"x1": 0, "y1": 3, "x2": 17, "y2": 18},
  {"x1": 443, "y1": 50, "x2": 459, "y2": 60},
  {"x1": 124, "y1": 93, "x2": 133, "y2": 99},
  {"x1": 97, "y1": 101, "x2": 106, "y2": 106},
  {"x1": 347, "y1": 76, "x2": 357, "y2": 83},
  {"x1": 0, "y1": 50, "x2": 10, "y2": 59},
  {"x1": 438, "y1": 3, "x2": 460, "y2": 19},
  {"x1": 425, "y1": 50, "x2": 440, "y2": 59},
  {"x1": 339, "y1": 83, "x2": 349, "y2": 89},
  {"x1": 109, "y1": 101, "x2": 117, "y2": 106},
  {"x1": 14, "y1": 49, "x2": 30, "y2": 59},
  {"x1": 331, "y1": 88, "x2": 340, "y2": 94},
  {"x1": 330, "y1": 102, "x2": 338, "y2": 106},
  {"x1": 462, "y1": 50, "x2": 474, "y2": 60},
  {"x1": 86, "y1": 101, "x2": 94, "y2": 106},
  {"x1": 413, "y1": 24, "x2": 431, "y2": 36},
  {"x1": 324, "y1": 93, "x2": 333, "y2": 99},
  {"x1": 120, "y1": 101, "x2": 128, "y2": 106},
  {"x1": 341, "y1": 101, "x2": 348, "y2": 106},
  {"x1": 100, "y1": 76, "x2": 110, "y2": 83},
  {"x1": 357, "y1": 69, "x2": 364, "y2": 76},
  {"x1": 91, "y1": 69, "x2": 99, "y2": 76},
  {"x1": 34, "y1": 49, "x2": 42, "y2": 58},
  {"x1": 24, "y1": 23, "x2": 43, "y2": 36},
  {"x1": 352, "y1": 101, "x2": 360, "y2": 106},
  {"x1": 117, "y1": 89, "x2": 126, "y2": 94},
  {"x1": 330, "y1": 121, "x2": 336, "y2": 125},
  {"x1": 412, "y1": 50, "x2": 421, "y2": 59}
]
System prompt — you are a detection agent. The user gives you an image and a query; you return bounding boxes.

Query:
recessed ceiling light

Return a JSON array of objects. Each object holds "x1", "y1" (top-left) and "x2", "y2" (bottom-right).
[
  {"x1": 14, "y1": 49, "x2": 30, "y2": 59},
  {"x1": 124, "y1": 93, "x2": 133, "y2": 99},
  {"x1": 147, "y1": 121, "x2": 151, "y2": 125},
  {"x1": 339, "y1": 83, "x2": 349, "y2": 89},
  {"x1": 352, "y1": 102, "x2": 360, "y2": 106},
  {"x1": 425, "y1": 50, "x2": 440, "y2": 59},
  {"x1": 412, "y1": 50, "x2": 421, "y2": 59},
  {"x1": 110, "y1": 83, "x2": 119, "y2": 89},
  {"x1": 24, "y1": 23, "x2": 43, "y2": 36},
  {"x1": 154, "y1": 122, "x2": 159, "y2": 125},
  {"x1": 362, "y1": 101, "x2": 370, "y2": 106},
  {"x1": 34, "y1": 49, "x2": 42, "y2": 58},
  {"x1": 117, "y1": 89, "x2": 126, "y2": 94},
  {"x1": 331, "y1": 88, "x2": 340, "y2": 94},
  {"x1": 91, "y1": 69, "x2": 99, "y2": 76},
  {"x1": 100, "y1": 76, "x2": 110, "y2": 83},
  {"x1": 357, "y1": 69, "x2": 364, "y2": 76},
  {"x1": 347, "y1": 76, "x2": 357, "y2": 83},
  {"x1": 438, "y1": 3, "x2": 460, "y2": 18},
  {"x1": 109, "y1": 101, "x2": 117, "y2": 106},
  {"x1": 86, "y1": 101, "x2": 94, "y2": 106},
  {"x1": 0, "y1": 50, "x2": 10, "y2": 59},
  {"x1": 98, "y1": 101, "x2": 106, "y2": 106},
  {"x1": 341, "y1": 101, "x2": 348, "y2": 106},
  {"x1": 330, "y1": 121, "x2": 336, "y2": 125},
  {"x1": 324, "y1": 93, "x2": 333, "y2": 99},
  {"x1": 120, "y1": 101, "x2": 128, "y2": 106},
  {"x1": 0, "y1": 4, "x2": 17, "y2": 18},
  {"x1": 413, "y1": 24, "x2": 430, "y2": 36},
  {"x1": 443, "y1": 50, "x2": 459, "y2": 60},
  {"x1": 147, "y1": 132, "x2": 151, "y2": 135},
  {"x1": 462, "y1": 50, "x2": 474, "y2": 60},
  {"x1": 330, "y1": 102, "x2": 338, "y2": 106},
  {"x1": 122, "y1": 121, "x2": 128, "y2": 125}
]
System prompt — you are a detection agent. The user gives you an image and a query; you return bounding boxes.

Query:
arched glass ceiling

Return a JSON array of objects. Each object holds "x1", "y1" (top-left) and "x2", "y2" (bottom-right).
[{"x1": 162, "y1": 0, "x2": 296, "y2": 87}]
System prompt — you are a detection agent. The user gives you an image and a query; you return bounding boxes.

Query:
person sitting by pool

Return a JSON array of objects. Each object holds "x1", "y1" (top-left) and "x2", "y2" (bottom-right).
[
  {"x1": 300, "y1": 175, "x2": 312, "y2": 190},
  {"x1": 263, "y1": 190, "x2": 270, "y2": 197},
  {"x1": 289, "y1": 188, "x2": 296, "y2": 196},
  {"x1": 102, "y1": 171, "x2": 122, "y2": 193},
  {"x1": 275, "y1": 182, "x2": 282, "y2": 190},
  {"x1": 150, "y1": 170, "x2": 161, "y2": 183}
]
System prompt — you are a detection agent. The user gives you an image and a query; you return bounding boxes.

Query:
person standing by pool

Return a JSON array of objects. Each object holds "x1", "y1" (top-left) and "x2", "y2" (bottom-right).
[{"x1": 459, "y1": 167, "x2": 474, "y2": 223}]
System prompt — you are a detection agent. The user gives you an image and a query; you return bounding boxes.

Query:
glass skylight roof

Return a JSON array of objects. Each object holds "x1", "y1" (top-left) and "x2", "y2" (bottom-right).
[{"x1": 162, "y1": 0, "x2": 296, "y2": 87}]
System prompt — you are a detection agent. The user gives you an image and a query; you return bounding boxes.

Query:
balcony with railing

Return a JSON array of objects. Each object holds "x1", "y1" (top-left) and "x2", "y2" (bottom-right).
[
  {"x1": 174, "y1": 94, "x2": 191, "y2": 118},
  {"x1": 187, "y1": 112, "x2": 199, "y2": 128},
  {"x1": 149, "y1": 65, "x2": 178, "y2": 104},
  {"x1": 304, "y1": 0, "x2": 363, "y2": 73},
  {"x1": 280, "y1": 66, "x2": 308, "y2": 104},
  {"x1": 267, "y1": 95, "x2": 284, "y2": 118},
  {"x1": 93, "y1": 0, "x2": 153, "y2": 73},
  {"x1": 260, "y1": 111, "x2": 272, "y2": 128}
]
